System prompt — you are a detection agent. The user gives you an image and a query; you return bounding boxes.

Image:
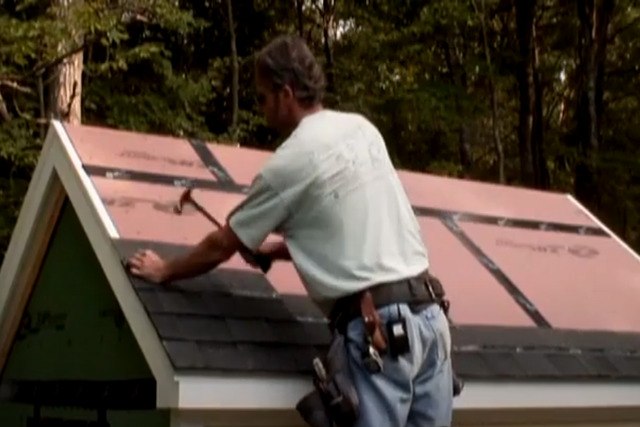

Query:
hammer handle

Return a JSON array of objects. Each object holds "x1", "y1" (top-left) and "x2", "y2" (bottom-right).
[
  {"x1": 189, "y1": 198, "x2": 272, "y2": 274},
  {"x1": 190, "y1": 200, "x2": 223, "y2": 229}
]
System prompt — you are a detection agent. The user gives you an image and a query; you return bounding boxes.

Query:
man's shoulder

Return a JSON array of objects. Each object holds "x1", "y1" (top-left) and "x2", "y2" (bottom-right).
[
  {"x1": 297, "y1": 109, "x2": 375, "y2": 136},
  {"x1": 288, "y1": 109, "x2": 381, "y2": 153},
  {"x1": 259, "y1": 109, "x2": 383, "y2": 185}
]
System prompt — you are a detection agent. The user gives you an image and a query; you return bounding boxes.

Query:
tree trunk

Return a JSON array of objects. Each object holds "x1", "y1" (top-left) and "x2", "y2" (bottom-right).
[
  {"x1": 458, "y1": 125, "x2": 472, "y2": 177},
  {"x1": 0, "y1": 92, "x2": 10, "y2": 122},
  {"x1": 49, "y1": 0, "x2": 83, "y2": 124},
  {"x1": 51, "y1": 52, "x2": 83, "y2": 124},
  {"x1": 574, "y1": 0, "x2": 614, "y2": 206},
  {"x1": 296, "y1": 0, "x2": 304, "y2": 37},
  {"x1": 226, "y1": 0, "x2": 239, "y2": 133},
  {"x1": 38, "y1": 74, "x2": 46, "y2": 138},
  {"x1": 321, "y1": 0, "x2": 335, "y2": 93},
  {"x1": 443, "y1": 34, "x2": 472, "y2": 176},
  {"x1": 472, "y1": 0, "x2": 505, "y2": 183},
  {"x1": 515, "y1": 0, "x2": 535, "y2": 186},
  {"x1": 531, "y1": 23, "x2": 550, "y2": 188}
]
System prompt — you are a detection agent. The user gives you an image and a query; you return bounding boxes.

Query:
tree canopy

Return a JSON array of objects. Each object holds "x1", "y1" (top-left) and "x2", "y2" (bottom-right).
[{"x1": 1, "y1": 0, "x2": 639, "y2": 264}]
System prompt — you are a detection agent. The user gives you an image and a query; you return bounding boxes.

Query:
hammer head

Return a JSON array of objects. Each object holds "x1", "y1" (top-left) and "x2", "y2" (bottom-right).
[{"x1": 174, "y1": 187, "x2": 193, "y2": 214}]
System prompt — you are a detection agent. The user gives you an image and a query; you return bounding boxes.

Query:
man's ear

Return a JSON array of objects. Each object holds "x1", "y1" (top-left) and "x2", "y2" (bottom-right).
[{"x1": 281, "y1": 84, "x2": 294, "y2": 102}]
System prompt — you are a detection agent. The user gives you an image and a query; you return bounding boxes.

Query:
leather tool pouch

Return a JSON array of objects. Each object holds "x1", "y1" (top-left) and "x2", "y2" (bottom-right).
[
  {"x1": 359, "y1": 291, "x2": 387, "y2": 373},
  {"x1": 296, "y1": 333, "x2": 360, "y2": 427},
  {"x1": 360, "y1": 291, "x2": 387, "y2": 353}
]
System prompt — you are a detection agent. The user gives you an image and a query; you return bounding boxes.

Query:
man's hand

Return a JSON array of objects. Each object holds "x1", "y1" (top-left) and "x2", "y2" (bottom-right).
[
  {"x1": 256, "y1": 240, "x2": 291, "y2": 263},
  {"x1": 240, "y1": 241, "x2": 281, "y2": 269},
  {"x1": 127, "y1": 249, "x2": 169, "y2": 284},
  {"x1": 125, "y1": 227, "x2": 241, "y2": 284}
]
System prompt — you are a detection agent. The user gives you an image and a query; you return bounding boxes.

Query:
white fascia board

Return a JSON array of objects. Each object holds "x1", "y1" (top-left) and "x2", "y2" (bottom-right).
[
  {"x1": 453, "y1": 380, "x2": 640, "y2": 409},
  {"x1": 52, "y1": 121, "x2": 119, "y2": 238},
  {"x1": 567, "y1": 193, "x2": 640, "y2": 264},
  {"x1": 0, "y1": 126, "x2": 59, "y2": 329},
  {"x1": 175, "y1": 374, "x2": 640, "y2": 411},
  {"x1": 176, "y1": 374, "x2": 314, "y2": 410},
  {"x1": 51, "y1": 121, "x2": 179, "y2": 407}
]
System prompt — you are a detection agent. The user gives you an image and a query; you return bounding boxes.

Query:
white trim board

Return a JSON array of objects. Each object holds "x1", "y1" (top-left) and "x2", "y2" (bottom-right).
[
  {"x1": 0, "y1": 121, "x2": 179, "y2": 407},
  {"x1": 175, "y1": 374, "x2": 640, "y2": 411},
  {"x1": 52, "y1": 121, "x2": 120, "y2": 239},
  {"x1": 51, "y1": 122, "x2": 179, "y2": 406},
  {"x1": 0, "y1": 127, "x2": 58, "y2": 324},
  {"x1": 0, "y1": 126, "x2": 68, "y2": 373},
  {"x1": 567, "y1": 193, "x2": 640, "y2": 264}
]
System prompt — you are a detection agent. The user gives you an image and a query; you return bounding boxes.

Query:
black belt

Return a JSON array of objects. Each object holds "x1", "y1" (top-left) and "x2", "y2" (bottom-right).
[{"x1": 329, "y1": 270, "x2": 447, "y2": 333}]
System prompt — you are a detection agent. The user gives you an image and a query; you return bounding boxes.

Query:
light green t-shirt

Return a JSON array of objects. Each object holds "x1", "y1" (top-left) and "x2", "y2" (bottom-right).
[{"x1": 229, "y1": 109, "x2": 429, "y2": 307}]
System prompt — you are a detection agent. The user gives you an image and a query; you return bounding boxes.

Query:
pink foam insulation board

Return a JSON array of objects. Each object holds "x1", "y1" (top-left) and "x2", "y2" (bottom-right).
[
  {"x1": 65, "y1": 124, "x2": 217, "y2": 182},
  {"x1": 91, "y1": 176, "x2": 308, "y2": 295},
  {"x1": 461, "y1": 223, "x2": 640, "y2": 332},
  {"x1": 398, "y1": 169, "x2": 596, "y2": 226},
  {"x1": 61, "y1": 123, "x2": 640, "y2": 331},
  {"x1": 93, "y1": 178, "x2": 243, "y2": 244},
  {"x1": 209, "y1": 144, "x2": 271, "y2": 186},
  {"x1": 418, "y1": 218, "x2": 534, "y2": 327}
]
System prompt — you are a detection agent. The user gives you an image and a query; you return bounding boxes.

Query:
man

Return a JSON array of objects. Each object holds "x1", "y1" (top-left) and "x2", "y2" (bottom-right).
[{"x1": 127, "y1": 35, "x2": 453, "y2": 426}]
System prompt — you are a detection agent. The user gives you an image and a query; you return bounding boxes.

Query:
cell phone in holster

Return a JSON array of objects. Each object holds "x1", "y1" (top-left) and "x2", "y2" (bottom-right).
[{"x1": 386, "y1": 316, "x2": 410, "y2": 358}]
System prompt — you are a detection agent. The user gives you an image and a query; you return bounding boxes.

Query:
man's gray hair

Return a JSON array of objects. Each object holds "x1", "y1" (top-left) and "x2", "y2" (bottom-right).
[{"x1": 255, "y1": 35, "x2": 326, "y2": 107}]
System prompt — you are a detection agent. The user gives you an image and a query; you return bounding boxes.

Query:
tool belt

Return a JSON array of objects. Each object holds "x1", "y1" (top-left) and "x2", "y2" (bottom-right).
[
  {"x1": 328, "y1": 270, "x2": 463, "y2": 395},
  {"x1": 296, "y1": 271, "x2": 460, "y2": 427},
  {"x1": 329, "y1": 270, "x2": 448, "y2": 338}
]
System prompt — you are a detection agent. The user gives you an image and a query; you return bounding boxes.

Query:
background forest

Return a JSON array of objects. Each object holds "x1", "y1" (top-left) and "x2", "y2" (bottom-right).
[{"x1": 1, "y1": 0, "x2": 639, "y2": 264}]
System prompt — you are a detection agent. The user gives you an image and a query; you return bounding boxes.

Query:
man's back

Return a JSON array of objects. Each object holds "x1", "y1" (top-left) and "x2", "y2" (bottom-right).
[{"x1": 260, "y1": 109, "x2": 429, "y2": 305}]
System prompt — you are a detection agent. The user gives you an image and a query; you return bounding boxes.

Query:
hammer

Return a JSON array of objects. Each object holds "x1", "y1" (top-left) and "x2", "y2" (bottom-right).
[{"x1": 174, "y1": 188, "x2": 272, "y2": 274}]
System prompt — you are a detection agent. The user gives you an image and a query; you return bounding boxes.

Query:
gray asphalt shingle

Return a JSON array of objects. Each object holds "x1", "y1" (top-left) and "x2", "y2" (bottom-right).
[{"x1": 116, "y1": 239, "x2": 640, "y2": 380}]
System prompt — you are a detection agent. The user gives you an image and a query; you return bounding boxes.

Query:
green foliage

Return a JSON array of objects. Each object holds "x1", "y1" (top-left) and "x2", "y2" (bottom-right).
[
  {"x1": 0, "y1": 118, "x2": 40, "y2": 260},
  {"x1": 84, "y1": 51, "x2": 214, "y2": 138},
  {"x1": 1, "y1": 0, "x2": 640, "y2": 265}
]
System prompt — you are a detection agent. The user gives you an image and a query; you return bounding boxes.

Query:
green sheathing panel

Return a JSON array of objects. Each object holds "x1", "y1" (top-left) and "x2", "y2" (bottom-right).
[{"x1": 0, "y1": 199, "x2": 169, "y2": 426}]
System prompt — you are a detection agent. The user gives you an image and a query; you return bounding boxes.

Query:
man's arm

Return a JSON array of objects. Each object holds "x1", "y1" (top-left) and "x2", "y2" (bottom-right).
[
  {"x1": 129, "y1": 168, "x2": 296, "y2": 283},
  {"x1": 162, "y1": 224, "x2": 244, "y2": 281},
  {"x1": 127, "y1": 225, "x2": 243, "y2": 283}
]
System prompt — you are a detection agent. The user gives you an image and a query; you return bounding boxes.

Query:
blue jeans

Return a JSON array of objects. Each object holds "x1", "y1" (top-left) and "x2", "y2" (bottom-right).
[{"x1": 344, "y1": 302, "x2": 453, "y2": 427}]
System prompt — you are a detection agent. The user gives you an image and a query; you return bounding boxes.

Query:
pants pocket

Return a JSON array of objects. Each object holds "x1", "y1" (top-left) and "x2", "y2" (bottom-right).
[{"x1": 424, "y1": 306, "x2": 451, "y2": 364}]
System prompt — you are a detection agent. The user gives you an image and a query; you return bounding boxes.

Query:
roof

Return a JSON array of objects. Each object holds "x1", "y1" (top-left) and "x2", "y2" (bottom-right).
[
  {"x1": 2, "y1": 120, "x2": 640, "y2": 415},
  {"x1": 125, "y1": 238, "x2": 640, "y2": 379}
]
